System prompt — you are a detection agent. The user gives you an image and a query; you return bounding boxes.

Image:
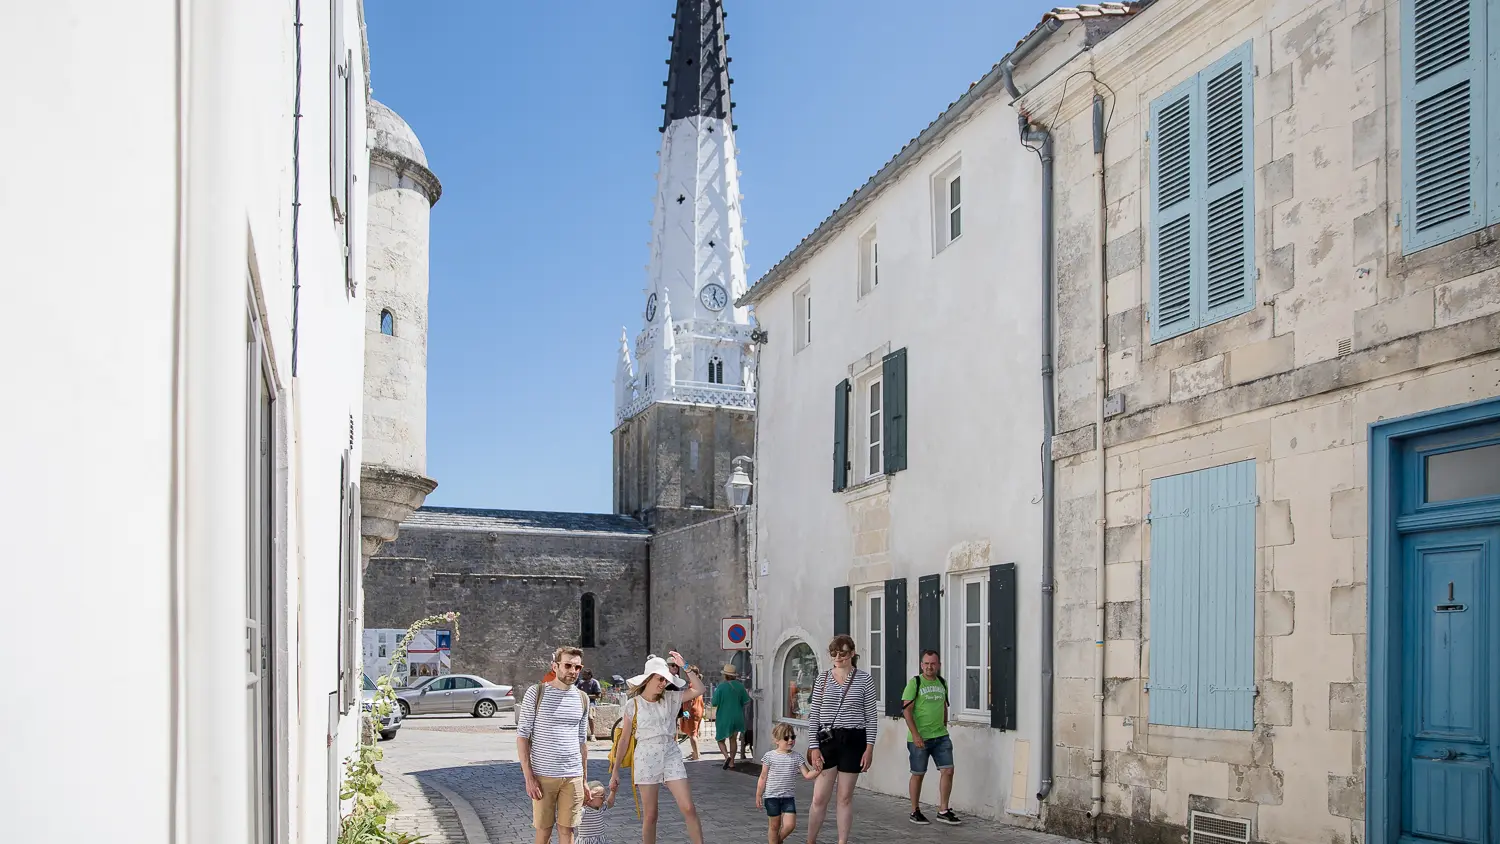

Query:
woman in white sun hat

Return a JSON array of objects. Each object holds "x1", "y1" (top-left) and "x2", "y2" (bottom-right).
[{"x1": 610, "y1": 650, "x2": 707, "y2": 844}]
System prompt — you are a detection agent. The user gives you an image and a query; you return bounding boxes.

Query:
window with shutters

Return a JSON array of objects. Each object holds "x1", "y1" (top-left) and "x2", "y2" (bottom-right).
[
  {"x1": 1146, "y1": 460, "x2": 1257, "y2": 730},
  {"x1": 708, "y1": 355, "x2": 724, "y2": 384},
  {"x1": 858, "y1": 226, "x2": 880, "y2": 297},
  {"x1": 793, "y1": 283, "x2": 812, "y2": 352},
  {"x1": 948, "y1": 570, "x2": 990, "y2": 719},
  {"x1": 859, "y1": 587, "x2": 885, "y2": 711},
  {"x1": 1401, "y1": 0, "x2": 1497, "y2": 253},
  {"x1": 858, "y1": 371, "x2": 884, "y2": 480},
  {"x1": 1148, "y1": 42, "x2": 1255, "y2": 343},
  {"x1": 932, "y1": 158, "x2": 963, "y2": 252}
]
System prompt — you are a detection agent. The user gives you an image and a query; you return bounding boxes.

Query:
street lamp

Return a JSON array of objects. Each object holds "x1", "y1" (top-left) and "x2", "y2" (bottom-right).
[{"x1": 725, "y1": 455, "x2": 754, "y2": 509}]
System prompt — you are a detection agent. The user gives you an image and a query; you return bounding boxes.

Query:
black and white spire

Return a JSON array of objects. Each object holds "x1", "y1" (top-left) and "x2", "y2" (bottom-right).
[
  {"x1": 615, "y1": 0, "x2": 756, "y2": 426},
  {"x1": 663, "y1": 0, "x2": 733, "y2": 129}
]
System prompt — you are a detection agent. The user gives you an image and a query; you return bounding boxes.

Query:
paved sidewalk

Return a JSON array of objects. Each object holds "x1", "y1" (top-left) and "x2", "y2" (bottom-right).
[{"x1": 381, "y1": 713, "x2": 1075, "y2": 844}]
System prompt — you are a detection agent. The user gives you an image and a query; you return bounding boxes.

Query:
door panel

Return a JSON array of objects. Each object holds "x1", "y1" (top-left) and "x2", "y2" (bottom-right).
[{"x1": 1400, "y1": 526, "x2": 1499, "y2": 843}]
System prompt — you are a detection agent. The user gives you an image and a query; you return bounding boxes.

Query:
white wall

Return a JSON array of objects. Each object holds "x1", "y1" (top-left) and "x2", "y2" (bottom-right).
[
  {"x1": 0, "y1": 1, "x2": 368, "y2": 841},
  {"x1": 749, "y1": 91, "x2": 1048, "y2": 820}
]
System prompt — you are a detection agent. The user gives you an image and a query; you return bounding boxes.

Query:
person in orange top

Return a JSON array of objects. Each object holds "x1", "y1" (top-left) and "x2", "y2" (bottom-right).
[{"x1": 676, "y1": 666, "x2": 705, "y2": 760}]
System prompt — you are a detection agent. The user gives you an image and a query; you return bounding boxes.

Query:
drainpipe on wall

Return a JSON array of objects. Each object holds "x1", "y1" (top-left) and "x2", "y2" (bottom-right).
[
  {"x1": 1001, "y1": 21, "x2": 1059, "y2": 802},
  {"x1": 1088, "y1": 91, "x2": 1109, "y2": 820}
]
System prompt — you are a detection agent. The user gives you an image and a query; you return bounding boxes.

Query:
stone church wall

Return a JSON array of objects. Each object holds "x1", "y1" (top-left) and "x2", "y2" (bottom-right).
[
  {"x1": 364, "y1": 525, "x2": 649, "y2": 689},
  {"x1": 614, "y1": 402, "x2": 755, "y2": 524},
  {"x1": 648, "y1": 510, "x2": 750, "y2": 676}
]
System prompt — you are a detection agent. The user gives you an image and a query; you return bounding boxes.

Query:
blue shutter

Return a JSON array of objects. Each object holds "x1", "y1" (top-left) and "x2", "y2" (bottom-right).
[
  {"x1": 1200, "y1": 44, "x2": 1256, "y2": 324},
  {"x1": 1401, "y1": 0, "x2": 1487, "y2": 253},
  {"x1": 1149, "y1": 77, "x2": 1198, "y2": 342},
  {"x1": 1148, "y1": 459, "x2": 1256, "y2": 730},
  {"x1": 1146, "y1": 466, "x2": 1200, "y2": 727},
  {"x1": 1195, "y1": 460, "x2": 1257, "y2": 730}
]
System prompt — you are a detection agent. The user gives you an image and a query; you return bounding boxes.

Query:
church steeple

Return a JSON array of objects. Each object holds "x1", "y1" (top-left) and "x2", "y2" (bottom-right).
[
  {"x1": 663, "y1": 0, "x2": 733, "y2": 130},
  {"x1": 615, "y1": 0, "x2": 755, "y2": 429}
]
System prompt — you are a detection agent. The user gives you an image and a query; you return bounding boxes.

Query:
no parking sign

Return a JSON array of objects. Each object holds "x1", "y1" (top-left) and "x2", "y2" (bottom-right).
[{"x1": 721, "y1": 616, "x2": 752, "y2": 651}]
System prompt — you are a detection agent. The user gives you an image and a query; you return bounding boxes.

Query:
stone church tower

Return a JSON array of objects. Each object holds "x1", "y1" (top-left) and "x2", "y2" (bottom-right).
[{"x1": 614, "y1": 0, "x2": 757, "y2": 530}]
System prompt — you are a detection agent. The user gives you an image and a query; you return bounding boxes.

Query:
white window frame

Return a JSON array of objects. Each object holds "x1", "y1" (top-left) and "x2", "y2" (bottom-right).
[
  {"x1": 793, "y1": 283, "x2": 812, "y2": 353},
  {"x1": 708, "y1": 355, "x2": 724, "y2": 384},
  {"x1": 933, "y1": 158, "x2": 963, "y2": 252},
  {"x1": 858, "y1": 226, "x2": 880, "y2": 297},
  {"x1": 857, "y1": 369, "x2": 884, "y2": 480},
  {"x1": 860, "y1": 587, "x2": 885, "y2": 712},
  {"x1": 948, "y1": 570, "x2": 989, "y2": 720}
]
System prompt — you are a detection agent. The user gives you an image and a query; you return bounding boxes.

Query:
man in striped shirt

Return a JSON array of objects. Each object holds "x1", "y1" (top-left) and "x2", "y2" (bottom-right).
[{"x1": 518, "y1": 646, "x2": 591, "y2": 844}]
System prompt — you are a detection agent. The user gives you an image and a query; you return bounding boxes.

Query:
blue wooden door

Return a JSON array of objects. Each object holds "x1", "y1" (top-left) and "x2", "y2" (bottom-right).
[{"x1": 1400, "y1": 525, "x2": 1500, "y2": 842}]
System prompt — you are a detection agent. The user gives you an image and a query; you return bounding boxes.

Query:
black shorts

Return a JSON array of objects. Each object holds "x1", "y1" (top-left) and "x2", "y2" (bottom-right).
[{"x1": 816, "y1": 728, "x2": 868, "y2": 774}]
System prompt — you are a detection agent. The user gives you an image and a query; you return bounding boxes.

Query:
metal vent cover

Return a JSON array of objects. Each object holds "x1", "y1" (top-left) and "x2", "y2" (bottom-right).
[
  {"x1": 1337, "y1": 337, "x2": 1353, "y2": 356},
  {"x1": 1189, "y1": 810, "x2": 1251, "y2": 844}
]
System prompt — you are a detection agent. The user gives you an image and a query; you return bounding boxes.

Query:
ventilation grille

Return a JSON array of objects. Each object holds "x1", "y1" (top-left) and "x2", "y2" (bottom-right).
[
  {"x1": 1189, "y1": 811, "x2": 1251, "y2": 844},
  {"x1": 1337, "y1": 337, "x2": 1353, "y2": 357}
]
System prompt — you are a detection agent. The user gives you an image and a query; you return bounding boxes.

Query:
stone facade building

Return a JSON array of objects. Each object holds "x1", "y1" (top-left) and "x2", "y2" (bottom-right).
[{"x1": 1003, "y1": 0, "x2": 1500, "y2": 841}]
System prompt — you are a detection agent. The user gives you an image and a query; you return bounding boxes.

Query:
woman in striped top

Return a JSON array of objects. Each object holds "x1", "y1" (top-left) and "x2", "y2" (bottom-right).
[{"x1": 804, "y1": 634, "x2": 879, "y2": 844}]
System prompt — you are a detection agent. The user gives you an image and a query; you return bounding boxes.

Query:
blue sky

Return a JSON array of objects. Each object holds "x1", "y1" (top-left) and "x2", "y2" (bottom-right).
[{"x1": 365, "y1": 1, "x2": 1052, "y2": 513}]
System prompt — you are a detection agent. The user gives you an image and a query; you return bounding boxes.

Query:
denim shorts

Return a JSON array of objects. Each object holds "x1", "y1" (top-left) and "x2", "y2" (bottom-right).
[
  {"x1": 764, "y1": 796, "x2": 796, "y2": 817},
  {"x1": 907, "y1": 734, "x2": 954, "y2": 773}
]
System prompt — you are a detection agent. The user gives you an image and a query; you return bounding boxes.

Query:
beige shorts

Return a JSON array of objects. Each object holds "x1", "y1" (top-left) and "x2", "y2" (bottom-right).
[{"x1": 532, "y1": 775, "x2": 585, "y2": 830}]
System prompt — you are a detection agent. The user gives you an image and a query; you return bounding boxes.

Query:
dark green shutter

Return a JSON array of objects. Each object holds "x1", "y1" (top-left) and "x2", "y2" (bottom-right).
[
  {"x1": 989, "y1": 563, "x2": 1017, "y2": 730},
  {"x1": 917, "y1": 574, "x2": 942, "y2": 656},
  {"x1": 833, "y1": 379, "x2": 850, "y2": 491},
  {"x1": 833, "y1": 586, "x2": 851, "y2": 637},
  {"x1": 884, "y1": 577, "x2": 907, "y2": 717},
  {"x1": 881, "y1": 348, "x2": 907, "y2": 474}
]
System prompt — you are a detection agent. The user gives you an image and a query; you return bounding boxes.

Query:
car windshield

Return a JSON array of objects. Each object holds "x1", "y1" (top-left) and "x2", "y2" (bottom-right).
[{"x1": 363, "y1": 675, "x2": 375, "y2": 692}]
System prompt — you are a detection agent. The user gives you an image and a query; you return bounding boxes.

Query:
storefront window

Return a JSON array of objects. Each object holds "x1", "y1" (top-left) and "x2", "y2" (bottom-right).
[{"x1": 782, "y1": 642, "x2": 819, "y2": 721}]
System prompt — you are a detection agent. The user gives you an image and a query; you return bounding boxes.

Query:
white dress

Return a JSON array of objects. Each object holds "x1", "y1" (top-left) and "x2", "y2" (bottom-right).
[{"x1": 627, "y1": 690, "x2": 687, "y2": 785}]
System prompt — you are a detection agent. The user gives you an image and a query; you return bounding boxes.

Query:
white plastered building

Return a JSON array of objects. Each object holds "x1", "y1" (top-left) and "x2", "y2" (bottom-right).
[
  {"x1": 0, "y1": 1, "x2": 417, "y2": 841},
  {"x1": 740, "y1": 58, "x2": 1048, "y2": 821}
]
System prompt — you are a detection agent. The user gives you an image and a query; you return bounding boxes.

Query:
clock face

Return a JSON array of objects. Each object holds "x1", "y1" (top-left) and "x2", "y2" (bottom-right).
[
  {"x1": 700, "y1": 283, "x2": 729, "y2": 312},
  {"x1": 645, "y1": 292, "x2": 658, "y2": 322}
]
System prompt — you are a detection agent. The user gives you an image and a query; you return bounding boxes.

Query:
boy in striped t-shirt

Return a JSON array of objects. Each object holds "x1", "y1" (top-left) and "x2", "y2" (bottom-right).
[{"x1": 754, "y1": 723, "x2": 818, "y2": 844}]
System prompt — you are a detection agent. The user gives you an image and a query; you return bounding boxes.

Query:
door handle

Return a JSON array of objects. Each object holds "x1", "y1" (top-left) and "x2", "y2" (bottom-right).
[{"x1": 1416, "y1": 749, "x2": 1461, "y2": 761}]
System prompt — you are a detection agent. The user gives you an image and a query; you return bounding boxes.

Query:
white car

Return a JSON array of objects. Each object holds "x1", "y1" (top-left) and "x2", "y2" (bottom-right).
[
  {"x1": 362, "y1": 675, "x2": 403, "y2": 741},
  {"x1": 395, "y1": 674, "x2": 515, "y2": 718}
]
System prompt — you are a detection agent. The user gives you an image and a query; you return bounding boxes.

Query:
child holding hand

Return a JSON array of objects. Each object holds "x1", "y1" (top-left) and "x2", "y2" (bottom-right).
[
  {"x1": 576, "y1": 780, "x2": 616, "y2": 844},
  {"x1": 754, "y1": 723, "x2": 819, "y2": 844}
]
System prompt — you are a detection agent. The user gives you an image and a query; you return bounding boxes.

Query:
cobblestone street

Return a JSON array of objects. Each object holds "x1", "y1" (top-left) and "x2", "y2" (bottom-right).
[{"x1": 380, "y1": 714, "x2": 1078, "y2": 844}]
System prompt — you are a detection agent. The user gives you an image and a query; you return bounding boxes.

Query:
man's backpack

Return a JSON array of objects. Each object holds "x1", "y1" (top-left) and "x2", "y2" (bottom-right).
[{"x1": 903, "y1": 674, "x2": 948, "y2": 709}]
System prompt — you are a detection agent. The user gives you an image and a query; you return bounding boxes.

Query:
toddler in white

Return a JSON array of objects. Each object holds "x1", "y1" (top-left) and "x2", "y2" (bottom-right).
[{"x1": 575, "y1": 780, "x2": 615, "y2": 844}]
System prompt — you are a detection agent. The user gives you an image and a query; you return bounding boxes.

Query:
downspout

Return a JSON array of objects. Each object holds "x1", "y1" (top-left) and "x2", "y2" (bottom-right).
[
  {"x1": 290, "y1": 0, "x2": 304, "y2": 376},
  {"x1": 1088, "y1": 92, "x2": 1109, "y2": 820},
  {"x1": 1001, "y1": 20, "x2": 1059, "y2": 802}
]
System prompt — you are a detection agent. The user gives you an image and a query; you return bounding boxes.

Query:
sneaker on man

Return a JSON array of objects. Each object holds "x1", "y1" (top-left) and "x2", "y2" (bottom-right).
[
  {"x1": 934, "y1": 809, "x2": 961, "y2": 825},
  {"x1": 909, "y1": 810, "x2": 930, "y2": 825}
]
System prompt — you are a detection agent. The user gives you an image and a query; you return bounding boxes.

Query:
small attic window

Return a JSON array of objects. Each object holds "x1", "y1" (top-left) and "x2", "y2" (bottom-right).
[{"x1": 380, "y1": 310, "x2": 394, "y2": 336}]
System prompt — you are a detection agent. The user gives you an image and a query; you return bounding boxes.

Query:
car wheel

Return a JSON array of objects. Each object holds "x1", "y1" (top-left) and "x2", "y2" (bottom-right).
[
  {"x1": 475, "y1": 699, "x2": 497, "y2": 718},
  {"x1": 380, "y1": 730, "x2": 397, "y2": 741},
  {"x1": 397, "y1": 700, "x2": 411, "y2": 718}
]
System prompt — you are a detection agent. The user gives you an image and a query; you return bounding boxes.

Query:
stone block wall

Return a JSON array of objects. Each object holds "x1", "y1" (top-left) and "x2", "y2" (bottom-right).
[
  {"x1": 614, "y1": 403, "x2": 755, "y2": 524},
  {"x1": 1010, "y1": 0, "x2": 1500, "y2": 840},
  {"x1": 364, "y1": 525, "x2": 649, "y2": 688},
  {"x1": 648, "y1": 510, "x2": 750, "y2": 672}
]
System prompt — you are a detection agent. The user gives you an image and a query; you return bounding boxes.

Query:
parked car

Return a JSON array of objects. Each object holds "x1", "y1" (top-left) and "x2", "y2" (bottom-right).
[
  {"x1": 395, "y1": 674, "x2": 515, "y2": 718},
  {"x1": 362, "y1": 675, "x2": 403, "y2": 741}
]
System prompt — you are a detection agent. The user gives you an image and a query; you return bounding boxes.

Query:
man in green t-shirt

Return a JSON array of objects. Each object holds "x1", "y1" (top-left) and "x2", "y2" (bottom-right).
[{"x1": 900, "y1": 649, "x2": 960, "y2": 825}]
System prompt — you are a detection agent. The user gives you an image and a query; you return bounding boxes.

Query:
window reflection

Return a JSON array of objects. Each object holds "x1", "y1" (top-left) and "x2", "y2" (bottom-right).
[{"x1": 782, "y1": 642, "x2": 818, "y2": 720}]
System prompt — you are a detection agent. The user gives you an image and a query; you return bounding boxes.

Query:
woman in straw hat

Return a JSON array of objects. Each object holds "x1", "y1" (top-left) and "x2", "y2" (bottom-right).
[
  {"x1": 610, "y1": 651, "x2": 706, "y2": 844},
  {"x1": 710, "y1": 662, "x2": 750, "y2": 769}
]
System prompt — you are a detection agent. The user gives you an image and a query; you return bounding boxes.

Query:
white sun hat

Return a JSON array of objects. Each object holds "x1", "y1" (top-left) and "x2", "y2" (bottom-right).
[{"x1": 628, "y1": 655, "x2": 686, "y2": 690}]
